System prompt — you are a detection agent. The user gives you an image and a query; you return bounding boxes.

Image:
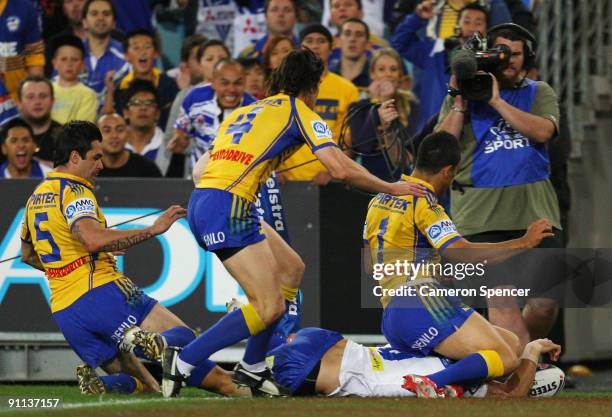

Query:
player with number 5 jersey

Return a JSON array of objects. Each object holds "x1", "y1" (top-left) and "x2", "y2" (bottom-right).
[{"x1": 162, "y1": 49, "x2": 429, "y2": 399}]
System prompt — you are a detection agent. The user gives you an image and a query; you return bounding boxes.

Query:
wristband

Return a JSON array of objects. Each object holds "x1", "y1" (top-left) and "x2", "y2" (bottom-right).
[
  {"x1": 520, "y1": 344, "x2": 540, "y2": 364},
  {"x1": 451, "y1": 105, "x2": 466, "y2": 114}
]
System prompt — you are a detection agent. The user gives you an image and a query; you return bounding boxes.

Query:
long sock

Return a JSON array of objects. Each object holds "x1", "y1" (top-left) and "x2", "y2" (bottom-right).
[
  {"x1": 428, "y1": 350, "x2": 505, "y2": 387},
  {"x1": 179, "y1": 304, "x2": 265, "y2": 368},
  {"x1": 186, "y1": 359, "x2": 217, "y2": 387},
  {"x1": 161, "y1": 326, "x2": 196, "y2": 347},
  {"x1": 242, "y1": 287, "x2": 300, "y2": 367},
  {"x1": 242, "y1": 319, "x2": 280, "y2": 367},
  {"x1": 132, "y1": 326, "x2": 196, "y2": 360},
  {"x1": 99, "y1": 374, "x2": 139, "y2": 394}
]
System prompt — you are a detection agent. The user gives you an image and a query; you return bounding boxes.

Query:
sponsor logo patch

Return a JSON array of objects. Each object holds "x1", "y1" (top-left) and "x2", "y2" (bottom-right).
[
  {"x1": 311, "y1": 120, "x2": 332, "y2": 140},
  {"x1": 426, "y1": 219, "x2": 457, "y2": 246},
  {"x1": 65, "y1": 198, "x2": 96, "y2": 221},
  {"x1": 6, "y1": 16, "x2": 20, "y2": 32}
]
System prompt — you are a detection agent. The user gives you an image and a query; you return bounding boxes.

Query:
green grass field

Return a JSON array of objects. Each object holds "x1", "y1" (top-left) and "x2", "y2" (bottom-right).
[{"x1": 1, "y1": 385, "x2": 611, "y2": 417}]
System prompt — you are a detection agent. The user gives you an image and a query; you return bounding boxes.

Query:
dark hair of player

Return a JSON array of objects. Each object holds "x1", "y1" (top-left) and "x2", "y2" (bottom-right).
[
  {"x1": 196, "y1": 39, "x2": 231, "y2": 62},
  {"x1": 266, "y1": 48, "x2": 324, "y2": 97},
  {"x1": 82, "y1": 0, "x2": 117, "y2": 20},
  {"x1": 415, "y1": 131, "x2": 461, "y2": 174},
  {"x1": 0, "y1": 118, "x2": 34, "y2": 144},
  {"x1": 122, "y1": 79, "x2": 161, "y2": 109},
  {"x1": 53, "y1": 121, "x2": 103, "y2": 168},
  {"x1": 124, "y1": 29, "x2": 159, "y2": 53}
]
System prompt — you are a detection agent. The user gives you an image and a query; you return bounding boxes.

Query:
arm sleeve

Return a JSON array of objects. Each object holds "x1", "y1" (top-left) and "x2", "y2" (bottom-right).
[
  {"x1": 293, "y1": 100, "x2": 338, "y2": 152},
  {"x1": 62, "y1": 186, "x2": 100, "y2": 229},
  {"x1": 390, "y1": 13, "x2": 436, "y2": 68},
  {"x1": 414, "y1": 196, "x2": 461, "y2": 249},
  {"x1": 532, "y1": 81, "x2": 560, "y2": 134}
]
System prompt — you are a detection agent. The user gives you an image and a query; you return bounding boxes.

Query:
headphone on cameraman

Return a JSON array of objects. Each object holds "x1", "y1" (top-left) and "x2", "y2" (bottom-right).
[{"x1": 486, "y1": 23, "x2": 537, "y2": 70}]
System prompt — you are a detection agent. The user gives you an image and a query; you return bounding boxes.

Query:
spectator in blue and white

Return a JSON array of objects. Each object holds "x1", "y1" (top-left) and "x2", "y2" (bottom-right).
[
  {"x1": 108, "y1": 29, "x2": 180, "y2": 129},
  {"x1": 391, "y1": 1, "x2": 488, "y2": 130},
  {"x1": 194, "y1": 0, "x2": 266, "y2": 56},
  {"x1": 81, "y1": 0, "x2": 128, "y2": 103},
  {"x1": 328, "y1": 17, "x2": 371, "y2": 93},
  {"x1": 156, "y1": 39, "x2": 230, "y2": 177},
  {"x1": 0, "y1": 118, "x2": 51, "y2": 179},
  {"x1": 0, "y1": 80, "x2": 18, "y2": 128},
  {"x1": 121, "y1": 80, "x2": 165, "y2": 162},
  {"x1": 170, "y1": 59, "x2": 256, "y2": 168},
  {"x1": 238, "y1": 0, "x2": 298, "y2": 62}
]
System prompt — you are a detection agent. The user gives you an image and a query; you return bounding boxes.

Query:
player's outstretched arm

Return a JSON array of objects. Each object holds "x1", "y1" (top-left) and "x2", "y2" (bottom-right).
[
  {"x1": 71, "y1": 205, "x2": 187, "y2": 253},
  {"x1": 314, "y1": 146, "x2": 427, "y2": 197},
  {"x1": 486, "y1": 339, "x2": 561, "y2": 398},
  {"x1": 442, "y1": 219, "x2": 554, "y2": 263},
  {"x1": 20, "y1": 241, "x2": 44, "y2": 271}
]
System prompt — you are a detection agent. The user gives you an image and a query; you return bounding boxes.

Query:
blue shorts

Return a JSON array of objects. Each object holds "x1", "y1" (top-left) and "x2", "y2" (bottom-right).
[
  {"x1": 53, "y1": 279, "x2": 157, "y2": 368},
  {"x1": 381, "y1": 283, "x2": 474, "y2": 356},
  {"x1": 268, "y1": 327, "x2": 343, "y2": 394},
  {"x1": 188, "y1": 188, "x2": 265, "y2": 252}
]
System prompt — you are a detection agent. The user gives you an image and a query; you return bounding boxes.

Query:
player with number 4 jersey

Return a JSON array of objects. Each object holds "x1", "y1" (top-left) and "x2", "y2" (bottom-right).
[{"x1": 162, "y1": 49, "x2": 428, "y2": 398}]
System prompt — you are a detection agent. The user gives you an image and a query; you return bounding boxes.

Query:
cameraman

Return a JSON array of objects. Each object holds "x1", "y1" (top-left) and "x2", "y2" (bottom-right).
[
  {"x1": 436, "y1": 24, "x2": 562, "y2": 348},
  {"x1": 391, "y1": 1, "x2": 490, "y2": 131}
]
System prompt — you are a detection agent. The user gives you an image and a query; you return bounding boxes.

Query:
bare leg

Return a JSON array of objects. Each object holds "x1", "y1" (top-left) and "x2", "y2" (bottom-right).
[
  {"x1": 140, "y1": 303, "x2": 188, "y2": 333},
  {"x1": 487, "y1": 290, "x2": 530, "y2": 349},
  {"x1": 260, "y1": 222, "x2": 305, "y2": 290},
  {"x1": 101, "y1": 353, "x2": 159, "y2": 393},
  {"x1": 434, "y1": 312, "x2": 519, "y2": 374},
  {"x1": 200, "y1": 367, "x2": 251, "y2": 397}
]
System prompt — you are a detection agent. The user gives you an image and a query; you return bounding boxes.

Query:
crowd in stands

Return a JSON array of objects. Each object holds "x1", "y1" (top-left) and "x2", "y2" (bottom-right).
[{"x1": 1, "y1": 0, "x2": 542, "y2": 183}]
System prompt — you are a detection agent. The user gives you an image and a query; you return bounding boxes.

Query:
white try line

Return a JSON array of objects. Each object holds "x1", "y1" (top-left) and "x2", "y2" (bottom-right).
[{"x1": 0, "y1": 396, "x2": 238, "y2": 413}]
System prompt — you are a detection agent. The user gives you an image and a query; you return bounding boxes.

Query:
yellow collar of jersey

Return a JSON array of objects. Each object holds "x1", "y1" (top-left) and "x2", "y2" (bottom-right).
[
  {"x1": 47, "y1": 172, "x2": 94, "y2": 189},
  {"x1": 400, "y1": 174, "x2": 435, "y2": 193},
  {"x1": 119, "y1": 68, "x2": 161, "y2": 90}
]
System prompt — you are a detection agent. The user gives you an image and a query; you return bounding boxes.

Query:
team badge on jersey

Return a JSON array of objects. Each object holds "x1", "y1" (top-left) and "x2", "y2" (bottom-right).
[
  {"x1": 6, "y1": 16, "x2": 20, "y2": 32},
  {"x1": 311, "y1": 120, "x2": 332, "y2": 140}
]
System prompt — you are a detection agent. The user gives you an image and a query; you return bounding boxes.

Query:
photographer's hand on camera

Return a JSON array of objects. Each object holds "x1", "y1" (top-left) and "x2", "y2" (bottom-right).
[{"x1": 487, "y1": 72, "x2": 502, "y2": 107}]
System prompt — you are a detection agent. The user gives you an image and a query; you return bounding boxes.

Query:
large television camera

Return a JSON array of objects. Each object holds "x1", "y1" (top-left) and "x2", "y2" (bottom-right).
[{"x1": 449, "y1": 32, "x2": 511, "y2": 102}]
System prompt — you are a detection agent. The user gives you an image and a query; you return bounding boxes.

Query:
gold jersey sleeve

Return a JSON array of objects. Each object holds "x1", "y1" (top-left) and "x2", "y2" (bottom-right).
[
  {"x1": 23, "y1": 172, "x2": 122, "y2": 312},
  {"x1": 196, "y1": 93, "x2": 337, "y2": 202}
]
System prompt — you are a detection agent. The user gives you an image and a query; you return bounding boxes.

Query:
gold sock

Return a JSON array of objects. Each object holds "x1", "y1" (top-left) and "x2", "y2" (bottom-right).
[
  {"x1": 478, "y1": 350, "x2": 505, "y2": 378},
  {"x1": 240, "y1": 304, "x2": 266, "y2": 335},
  {"x1": 281, "y1": 285, "x2": 299, "y2": 301}
]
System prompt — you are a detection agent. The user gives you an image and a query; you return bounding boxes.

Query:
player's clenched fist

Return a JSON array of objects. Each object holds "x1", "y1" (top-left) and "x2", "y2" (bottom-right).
[{"x1": 151, "y1": 205, "x2": 187, "y2": 235}]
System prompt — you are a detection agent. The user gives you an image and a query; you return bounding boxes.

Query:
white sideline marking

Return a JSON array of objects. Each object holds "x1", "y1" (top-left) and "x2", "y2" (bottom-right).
[{"x1": 0, "y1": 396, "x2": 236, "y2": 413}]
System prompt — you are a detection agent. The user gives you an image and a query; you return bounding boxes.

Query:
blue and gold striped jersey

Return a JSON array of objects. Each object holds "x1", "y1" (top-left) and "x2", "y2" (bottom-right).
[
  {"x1": 363, "y1": 176, "x2": 462, "y2": 307},
  {"x1": 197, "y1": 93, "x2": 338, "y2": 202},
  {"x1": 21, "y1": 172, "x2": 123, "y2": 312}
]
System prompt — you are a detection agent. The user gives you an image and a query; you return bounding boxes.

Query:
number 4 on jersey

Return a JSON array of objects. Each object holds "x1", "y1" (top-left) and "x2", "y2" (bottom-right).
[{"x1": 226, "y1": 106, "x2": 263, "y2": 144}]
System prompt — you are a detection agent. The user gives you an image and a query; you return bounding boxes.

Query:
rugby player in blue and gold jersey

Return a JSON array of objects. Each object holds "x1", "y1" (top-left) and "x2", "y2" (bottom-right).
[
  {"x1": 20, "y1": 121, "x2": 244, "y2": 397},
  {"x1": 161, "y1": 48, "x2": 428, "y2": 397},
  {"x1": 363, "y1": 131, "x2": 555, "y2": 397}
]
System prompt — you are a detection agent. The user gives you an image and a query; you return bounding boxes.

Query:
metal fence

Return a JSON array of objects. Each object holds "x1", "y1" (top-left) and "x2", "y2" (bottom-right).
[{"x1": 536, "y1": 0, "x2": 612, "y2": 157}]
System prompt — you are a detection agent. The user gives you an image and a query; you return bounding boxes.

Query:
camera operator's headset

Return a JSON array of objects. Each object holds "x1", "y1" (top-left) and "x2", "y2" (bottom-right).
[{"x1": 486, "y1": 23, "x2": 537, "y2": 71}]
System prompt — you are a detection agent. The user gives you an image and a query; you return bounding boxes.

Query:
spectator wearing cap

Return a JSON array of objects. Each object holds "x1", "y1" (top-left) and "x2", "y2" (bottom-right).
[
  {"x1": 108, "y1": 29, "x2": 179, "y2": 129},
  {"x1": 51, "y1": 35, "x2": 98, "y2": 124},
  {"x1": 122, "y1": 80, "x2": 165, "y2": 162},
  {"x1": 277, "y1": 23, "x2": 359, "y2": 185},
  {"x1": 239, "y1": 0, "x2": 298, "y2": 62},
  {"x1": 97, "y1": 112, "x2": 162, "y2": 177},
  {"x1": 0, "y1": 118, "x2": 51, "y2": 179}
]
